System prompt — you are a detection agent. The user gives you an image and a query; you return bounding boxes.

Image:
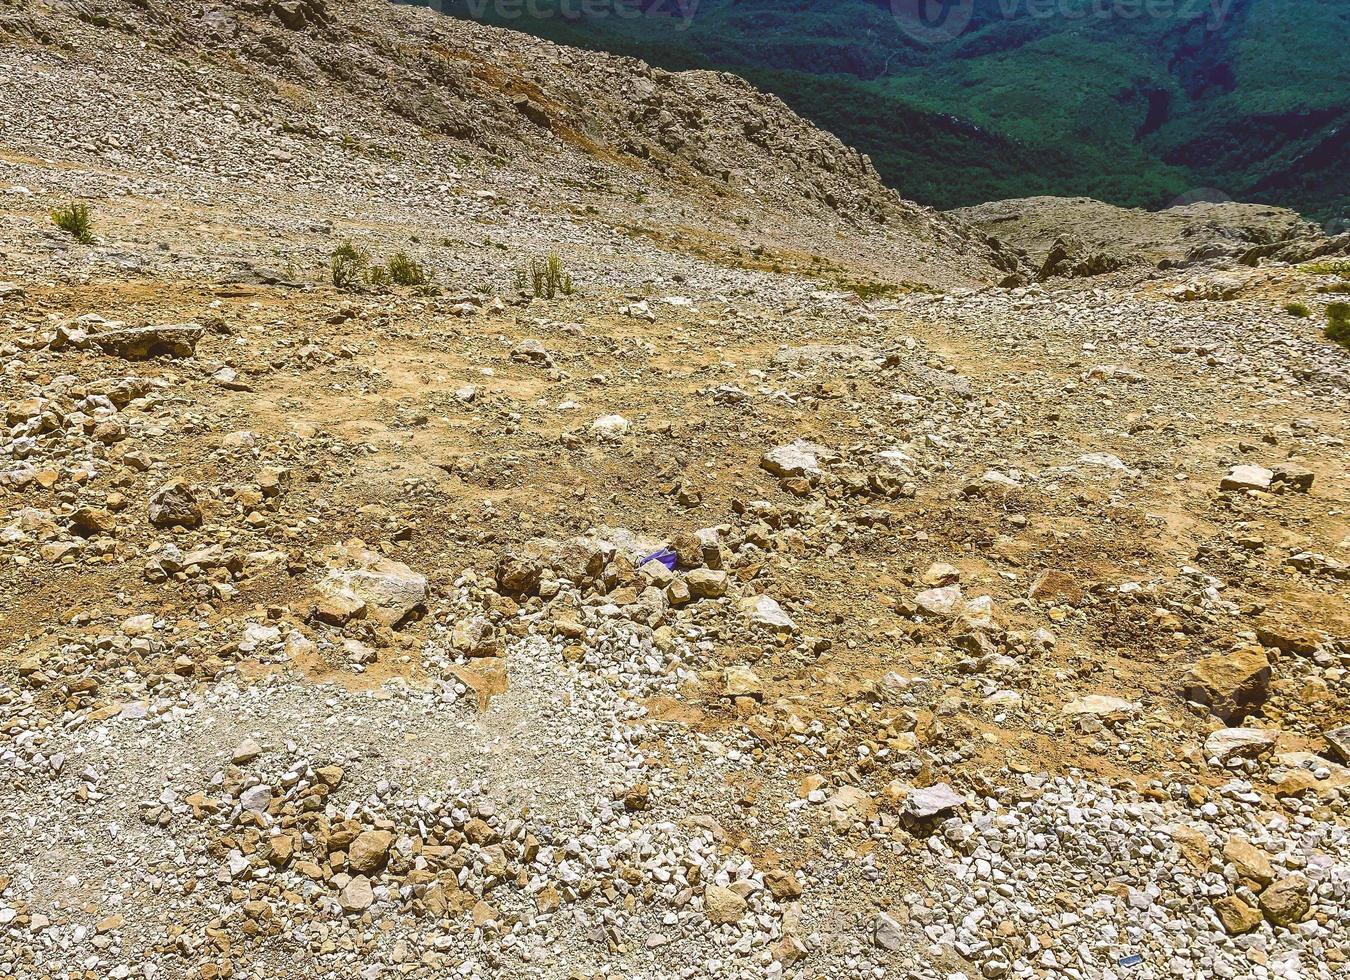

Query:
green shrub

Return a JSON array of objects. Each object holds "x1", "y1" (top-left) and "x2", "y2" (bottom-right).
[
  {"x1": 51, "y1": 201, "x2": 94, "y2": 244},
  {"x1": 366, "y1": 263, "x2": 391, "y2": 291},
  {"x1": 1326, "y1": 302, "x2": 1350, "y2": 348},
  {"x1": 1283, "y1": 301, "x2": 1311, "y2": 318},
  {"x1": 1317, "y1": 282, "x2": 1350, "y2": 295},
  {"x1": 1303, "y1": 261, "x2": 1350, "y2": 279},
  {"x1": 526, "y1": 253, "x2": 574, "y2": 299},
  {"x1": 386, "y1": 251, "x2": 429, "y2": 287},
  {"x1": 331, "y1": 241, "x2": 369, "y2": 291}
]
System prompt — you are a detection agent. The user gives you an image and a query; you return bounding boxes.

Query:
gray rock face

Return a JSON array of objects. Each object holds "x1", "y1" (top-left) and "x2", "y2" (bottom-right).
[
  {"x1": 737, "y1": 594, "x2": 797, "y2": 633},
  {"x1": 760, "y1": 440, "x2": 836, "y2": 479},
  {"x1": 903, "y1": 782, "x2": 965, "y2": 821},
  {"x1": 1204, "y1": 727, "x2": 1278, "y2": 763}
]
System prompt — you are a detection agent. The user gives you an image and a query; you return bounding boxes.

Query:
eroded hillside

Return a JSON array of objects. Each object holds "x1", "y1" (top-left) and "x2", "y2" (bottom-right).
[{"x1": 0, "y1": 2, "x2": 1348, "y2": 979}]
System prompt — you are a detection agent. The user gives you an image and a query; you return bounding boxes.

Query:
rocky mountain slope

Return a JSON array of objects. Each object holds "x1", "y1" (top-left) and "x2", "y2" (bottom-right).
[
  {"x1": 0, "y1": 0, "x2": 1022, "y2": 289},
  {"x1": 1, "y1": 2, "x2": 1349, "y2": 980}
]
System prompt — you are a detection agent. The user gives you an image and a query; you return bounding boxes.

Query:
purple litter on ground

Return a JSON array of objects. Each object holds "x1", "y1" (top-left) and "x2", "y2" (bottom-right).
[{"x1": 639, "y1": 548, "x2": 677, "y2": 571}]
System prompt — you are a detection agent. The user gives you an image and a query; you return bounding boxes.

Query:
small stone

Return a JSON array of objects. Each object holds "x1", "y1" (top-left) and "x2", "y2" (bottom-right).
[
  {"x1": 1258, "y1": 876, "x2": 1309, "y2": 928},
  {"x1": 738, "y1": 594, "x2": 797, "y2": 633},
  {"x1": 1220, "y1": 464, "x2": 1274, "y2": 492},
  {"x1": 590, "y1": 415, "x2": 630, "y2": 440},
  {"x1": 874, "y1": 911, "x2": 907, "y2": 951},
  {"x1": 763, "y1": 867, "x2": 802, "y2": 900},
  {"x1": 1223, "y1": 835, "x2": 1275, "y2": 888},
  {"x1": 1062, "y1": 695, "x2": 1139, "y2": 724},
  {"x1": 347, "y1": 830, "x2": 394, "y2": 875},
  {"x1": 239, "y1": 784, "x2": 272, "y2": 813},
  {"x1": 703, "y1": 884, "x2": 746, "y2": 925},
  {"x1": 1326, "y1": 724, "x2": 1350, "y2": 763},
  {"x1": 148, "y1": 480, "x2": 203, "y2": 529},
  {"x1": 914, "y1": 584, "x2": 963, "y2": 618},
  {"x1": 920, "y1": 562, "x2": 960, "y2": 587},
  {"x1": 1028, "y1": 569, "x2": 1086, "y2": 606},
  {"x1": 231, "y1": 738, "x2": 263, "y2": 765},
  {"x1": 760, "y1": 440, "x2": 835, "y2": 480},
  {"x1": 70, "y1": 507, "x2": 116, "y2": 536},
  {"x1": 339, "y1": 876, "x2": 374, "y2": 913},
  {"x1": 1204, "y1": 727, "x2": 1277, "y2": 763},
  {"x1": 89, "y1": 323, "x2": 201, "y2": 359},
  {"x1": 1270, "y1": 464, "x2": 1313, "y2": 492},
  {"x1": 1168, "y1": 825, "x2": 1211, "y2": 872},
  {"x1": 722, "y1": 665, "x2": 763, "y2": 700},
  {"x1": 1212, "y1": 896, "x2": 1262, "y2": 935},
  {"x1": 623, "y1": 784, "x2": 650, "y2": 811},
  {"x1": 685, "y1": 567, "x2": 728, "y2": 599},
  {"x1": 903, "y1": 783, "x2": 965, "y2": 821}
]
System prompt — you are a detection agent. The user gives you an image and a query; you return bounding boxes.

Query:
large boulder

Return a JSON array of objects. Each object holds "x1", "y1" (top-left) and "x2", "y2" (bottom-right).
[
  {"x1": 148, "y1": 480, "x2": 203, "y2": 530},
  {"x1": 1182, "y1": 647, "x2": 1270, "y2": 722},
  {"x1": 760, "y1": 440, "x2": 837, "y2": 480},
  {"x1": 90, "y1": 323, "x2": 202, "y2": 359},
  {"x1": 314, "y1": 541, "x2": 427, "y2": 628}
]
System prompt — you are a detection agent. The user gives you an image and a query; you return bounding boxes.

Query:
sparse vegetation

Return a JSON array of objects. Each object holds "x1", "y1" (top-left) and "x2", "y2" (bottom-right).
[
  {"x1": 51, "y1": 201, "x2": 94, "y2": 244},
  {"x1": 386, "y1": 251, "x2": 429, "y2": 287},
  {"x1": 831, "y1": 278, "x2": 906, "y2": 301},
  {"x1": 523, "y1": 252, "x2": 575, "y2": 299},
  {"x1": 1317, "y1": 282, "x2": 1350, "y2": 295},
  {"x1": 1302, "y1": 261, "x2": 1350, "y2": 279},
  {"x1": 331, "y1": 241, "x2": 370, "y2": 291},
  {"x1": 1283, "y1": 301, "x2": 1311, "y2": 318},
  {"x1": 1326, "y1": 302, "x2": 1350, "y2": 349},
  {"x1": 366, "y1": 263, "x2": 391, "y2": 290},
  {"x1": 333, "y1": 243, "x2": 431, "y2": 291}
]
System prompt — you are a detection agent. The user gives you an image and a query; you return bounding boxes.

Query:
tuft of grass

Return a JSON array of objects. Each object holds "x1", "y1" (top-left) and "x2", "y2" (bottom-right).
[
  {"x1": 1325, "y1": 302, "x2": 1350, "y2": 349},
  {"x1": 1283, "y1": 301, "x2": 1311, "y2": 318},
  {"x1": 1317, "y1": 281, "x2": 1350, "y2": 295},
  {"x1": 386, "y1": 251, "x2": 429, "y2": 287},
  {"x1": 331, "y1": 241, "x2": 369, "y2": 291},
  {"x1": 524, "y1": 252, "x2": 575, "y2": 299},
  {"x1": 51, "y1": 201, "x2": 94, "y2": 244}
]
